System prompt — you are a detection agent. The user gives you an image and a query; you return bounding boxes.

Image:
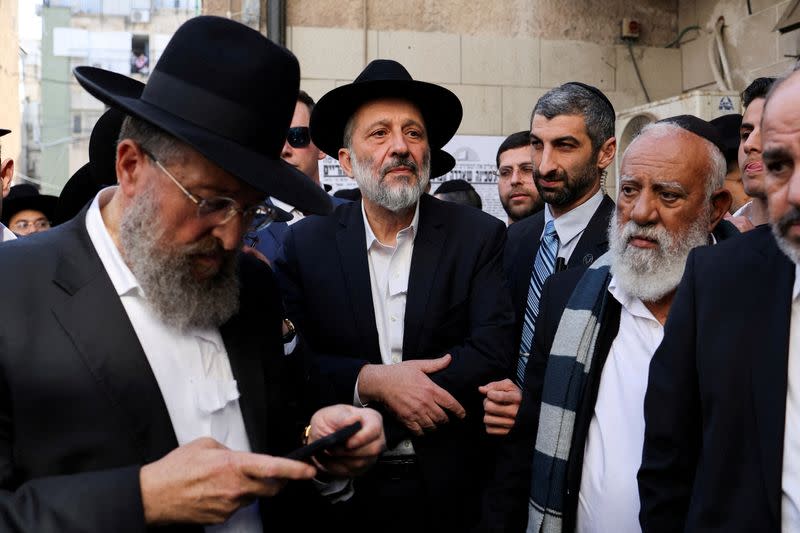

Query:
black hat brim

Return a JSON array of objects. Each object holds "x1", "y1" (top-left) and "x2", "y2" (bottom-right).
[
  {"x1": 310, "y1": 79, "x2": 462, "y2": 159},
  {"x1": 2, "y1": 195, "x2": 58, "y2": 227},
  {"x1": 74, "y1": 66, "x2": 332, "y2": 216}
]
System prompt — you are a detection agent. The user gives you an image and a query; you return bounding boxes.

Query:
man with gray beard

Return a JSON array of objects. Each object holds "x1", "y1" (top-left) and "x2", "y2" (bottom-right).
[
  {"x1": 481, "y1": 116, "x2": 733, "y2": 533},
  {"x1": 274, "y1": 59, "x2": 515, "y2": 533}
]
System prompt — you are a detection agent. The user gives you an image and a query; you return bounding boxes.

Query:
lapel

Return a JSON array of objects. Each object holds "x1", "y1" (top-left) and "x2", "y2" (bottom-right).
[
  {"x1": 336, "y1": 201, "x2": 381, "y2": 361},
  {"x1": 404, "y1": 195, "x2": 446, "y2": 357},
  {"x1": 50, "y1": 215, "x2": 178, "y2": 463},
  {"x1": 566, "y1": 194, "x2": 614, "y2": 269},
  {"x1": 750, "y1": 232, "x2": 795, "y2": 522},
  {"x1": 220, "y1": 302, "x2": 268, "y2": 454}
]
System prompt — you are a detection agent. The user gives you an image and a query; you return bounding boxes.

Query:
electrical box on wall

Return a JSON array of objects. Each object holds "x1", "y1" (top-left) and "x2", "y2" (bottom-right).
[{"x1": 621, "y1": 18, "x2": 640, "y2": 39}]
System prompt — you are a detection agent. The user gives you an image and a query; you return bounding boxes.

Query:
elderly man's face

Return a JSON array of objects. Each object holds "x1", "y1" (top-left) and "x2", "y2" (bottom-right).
[
  {"x1": 764, "y1": 73, "x2": 800, "y2": 263},
  {"x1": 611, "y1": 129, "x2": 726, "y2": 301},
  {"x1": 339, "y1": 98, "x2": 431, "y2": 212}
]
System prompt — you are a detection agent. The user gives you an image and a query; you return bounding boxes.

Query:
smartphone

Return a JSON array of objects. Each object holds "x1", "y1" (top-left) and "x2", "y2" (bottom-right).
[{"x1": 284, "y1": 421, "x2": 362, "y2": 461}]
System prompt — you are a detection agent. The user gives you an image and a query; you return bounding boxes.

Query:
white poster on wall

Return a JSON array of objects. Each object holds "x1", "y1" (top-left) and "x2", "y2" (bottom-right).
[{"x1": 319, "y1": 134, "x2": 507, "y2": 222}]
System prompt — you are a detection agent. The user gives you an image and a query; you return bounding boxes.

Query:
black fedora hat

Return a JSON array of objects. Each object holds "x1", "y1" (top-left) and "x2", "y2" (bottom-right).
[
  {"x1": 310, "y1": 59, "x2": 462, "y2": 160},
  {"x1": 73, "y1": 16, "x2": 331, "y2": 216},
  {"x1": 2, "y1": 184, "x2": 57, "y2": 227}
]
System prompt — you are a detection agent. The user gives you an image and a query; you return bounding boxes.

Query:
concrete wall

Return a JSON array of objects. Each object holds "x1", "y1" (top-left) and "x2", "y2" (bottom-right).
[
  {"x1": 679, "y1": 0, "x2": 799, "y2": 92},
  {"x1": 285, "y1": 1, "x2": 684, "y2": 136},
  {"x1": 0, "y1": 0, "x2": 21, "y2": 164}
]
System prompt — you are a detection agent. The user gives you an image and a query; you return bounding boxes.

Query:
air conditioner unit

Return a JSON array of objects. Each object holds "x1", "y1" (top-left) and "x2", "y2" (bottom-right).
[
  {"x1": 612, "y1": 90, "x2": 741, "y2": 195},
  {"x1": 129, "y1": 9, "x2": 150, "y2": 23}
]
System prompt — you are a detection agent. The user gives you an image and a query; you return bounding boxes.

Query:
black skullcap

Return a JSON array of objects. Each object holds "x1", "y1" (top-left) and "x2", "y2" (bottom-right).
[
  {"x1": 710, "y1": 113, "x2": 743, "y2": 163},
  {"x1": 656, "y1": 114, "x2": 726, "y2": 154},
  {"x1": 434, "y1": 179, "x2": 476, "y2": 195},
  {"x1": 563, "y1": 82, "x2": 615, "y2": 118}
]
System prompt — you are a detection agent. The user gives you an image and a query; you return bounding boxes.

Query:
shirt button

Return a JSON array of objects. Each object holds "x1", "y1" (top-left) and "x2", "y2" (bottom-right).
[
  {"x1": 392, "y1": 355, "x2": 400, "y2": 363},
  {"x1": 391, "y1": 315, "x2": 397, "y2": 322}
]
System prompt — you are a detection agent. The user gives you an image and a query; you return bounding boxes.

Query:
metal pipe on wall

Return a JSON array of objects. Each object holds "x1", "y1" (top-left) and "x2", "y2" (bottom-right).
[{"x1": 267, "y1": 0, "x2": 285, "y2": 45}]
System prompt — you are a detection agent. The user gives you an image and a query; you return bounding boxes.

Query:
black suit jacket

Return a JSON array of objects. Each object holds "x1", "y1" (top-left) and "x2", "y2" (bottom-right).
[
  {"x1": 0, "y1": 213, "x2": 315, "y2": 532},
  {"x1": 504, "y1": 195, "x2": 615, "y2": 343},
  {"x1": 274, "y1": 194, "x2": 516, "y2": 523},
  {"x1": 639, "y1": 225, "x2": 792, "y2": 532}
]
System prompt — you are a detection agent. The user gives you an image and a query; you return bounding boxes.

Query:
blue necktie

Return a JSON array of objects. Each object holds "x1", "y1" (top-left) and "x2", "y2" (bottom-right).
[{"x1": 516, "y1": 220, "x2": 559, "y2": 385}]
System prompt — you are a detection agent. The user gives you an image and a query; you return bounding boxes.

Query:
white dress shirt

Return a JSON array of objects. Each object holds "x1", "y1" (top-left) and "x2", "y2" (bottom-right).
[
  {"x1": 544, "y1": 190, "x2": 604, "y2": 264},
  {"x1": 0, "y1": 223, "x2": 16, "y2": 242},
  {"x1": 271, "y1": 197, "x2": 304, "y2": 226},
  {"x1": 85, "y1": 189, "x2": 260, "y2": 533},
  {"x1": 782, "y1": 265, "x2": 800, "y2": 531},
  {"x1": 575, "y1": 276, "x2": 663, "y2": 533},
  {"x1": 354, "y1": 201, "x2": 420, "y2": 455}
]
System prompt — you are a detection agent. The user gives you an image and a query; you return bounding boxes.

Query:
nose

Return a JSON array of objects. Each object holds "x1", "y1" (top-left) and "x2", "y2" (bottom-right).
[
  {"x1": 510, "y1": 167, "x2": 524, "y2": 186},
  {"x1": 536, "y1": 145, "x2": 558, "y2": 177},
  {"x1": 211, "y1": 213, "x2": 246, "y2": 252},
  {"x1": 281, "y1": 139, "x2": 293, "y2": 160},
  {"x1": 389, "y1": 129, "x2": 411, "y2": 157},
  {"x1": 743, "y1": 126, "x2": 760, "y2": 155},
  {"x1": 628, "y1": 190, "x2": 659, "y2": 227}
]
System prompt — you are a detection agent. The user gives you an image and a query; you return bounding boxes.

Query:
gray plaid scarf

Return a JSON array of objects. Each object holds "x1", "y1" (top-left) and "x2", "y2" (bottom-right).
[{"x1": 527, "y1": 253, "x2": 613, "y2": 533}]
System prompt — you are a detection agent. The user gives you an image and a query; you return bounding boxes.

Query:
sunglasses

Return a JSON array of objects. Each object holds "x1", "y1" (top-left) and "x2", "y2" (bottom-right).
[{"x1": 287, "y1": 126, "x2": 311, "y2": 148}]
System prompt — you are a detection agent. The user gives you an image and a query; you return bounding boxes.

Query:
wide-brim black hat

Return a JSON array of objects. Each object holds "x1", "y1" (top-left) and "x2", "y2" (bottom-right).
[
  {"x1": 73, "y1": 16, "x2": 331, "y2": 216},
  {"x1": 431, "y1": 150, "x2": 456, "y2": 178},
  {"x1": 2, "y1": 184, "x2": 58, "y2": 226},
  {"x1": 0, "y1": 129, "x2": 10, "y2": 138},
  {"x1": 310, "y1": 59, "x2": 462, "y2": 159}
]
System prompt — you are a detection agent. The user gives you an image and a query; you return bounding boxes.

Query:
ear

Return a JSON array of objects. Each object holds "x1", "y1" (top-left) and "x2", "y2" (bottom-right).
[
  {"x1": 708, "y1": 188, "x2": 733, "y2": 232},
  {"x1": 0, "y1": 159, "x2": 13, "y2": 198},
  {"x1": 596, "y1": 136, "x2": 617, "y2": 171},
  {"x1": 115, "y1": 140, "x2": 149, "y2": 197},
  {"x1": 338, "y1": 147, "x2": 354, "y2": 177}
]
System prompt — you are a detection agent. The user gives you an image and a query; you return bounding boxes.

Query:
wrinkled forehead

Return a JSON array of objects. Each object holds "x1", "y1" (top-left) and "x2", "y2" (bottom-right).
[
  {"x1": 621, "y1": 130, "x2": 708, "y2": 186},
  {"x1": 762, "y1": 79, "x2": 800, "y2": 153},
  {"x1": 351, "y1": 97, "x2": 426, "y2": 130}
]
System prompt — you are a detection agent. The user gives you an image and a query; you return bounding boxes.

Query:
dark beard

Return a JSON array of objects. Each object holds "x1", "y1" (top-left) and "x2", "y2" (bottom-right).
[
  {"x1": 119, "y1": 186, "x2": 240, "y2": 331},
  {"x1": 534, "y1": 157, "x2": 599, "y2": 207}
]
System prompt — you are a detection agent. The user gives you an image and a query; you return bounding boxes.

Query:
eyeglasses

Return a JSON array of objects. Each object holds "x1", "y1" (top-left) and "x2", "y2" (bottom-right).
[
  {"x1": 12, "y1": 218, "x2": 50, "y2": 234},
  {"x1": 496, "y1": 164, "x2": 534, "y2": 179},
  {"x1": 286, "y1": 126, "x2": 311, "y2": 148},
  {"x1": 143, "y1": 149, "x2": 278, "y2": 232}
]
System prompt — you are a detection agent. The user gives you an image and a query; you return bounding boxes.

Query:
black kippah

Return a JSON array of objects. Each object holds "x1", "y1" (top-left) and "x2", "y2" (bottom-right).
[
  {"x1": 655, "y1": 114, "x2": 726, "y2": 154},
  {"x1": 434, "y1": 179, "x2": 475, "y2": 194},
  {"x1": 563, "y1": 82, "x2": 615, "y2": 119}
]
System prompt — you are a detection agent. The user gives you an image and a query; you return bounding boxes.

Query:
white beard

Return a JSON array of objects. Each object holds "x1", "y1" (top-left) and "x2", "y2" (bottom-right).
[{"x1": 351, "y1": 151, "x2": 430, "y2": 212}]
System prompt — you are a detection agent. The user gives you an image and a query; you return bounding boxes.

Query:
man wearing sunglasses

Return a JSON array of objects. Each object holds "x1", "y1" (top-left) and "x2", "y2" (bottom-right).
[{"x1": 254, "y1": 90, "x2": 347, "y2": 262}]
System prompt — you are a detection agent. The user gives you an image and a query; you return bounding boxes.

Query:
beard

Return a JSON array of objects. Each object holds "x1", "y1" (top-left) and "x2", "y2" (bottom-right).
[
  {"x1": 608, "y1": 209, "x2": 710, "y2": 302},
  {"x1": 772, "y1": 207, "x2": 800, "y2": 265},
  {"x1": 119, "y1": 185, "x2": 240, "y2": 331},
  {"x1": 501, "y1": 188, "x2": 545, "y2": 222},
  {"x1": 352, "y1": 150, "x2": 431, "y2": 212},
  {"x1": 534, "y1": 157, "x2": 599, "y2": 207}
]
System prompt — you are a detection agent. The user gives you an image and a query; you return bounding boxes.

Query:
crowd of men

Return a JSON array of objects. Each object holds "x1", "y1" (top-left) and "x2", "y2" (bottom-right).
[{"x1": 0, "y1": 13, "x2": 797, "y2": 533}]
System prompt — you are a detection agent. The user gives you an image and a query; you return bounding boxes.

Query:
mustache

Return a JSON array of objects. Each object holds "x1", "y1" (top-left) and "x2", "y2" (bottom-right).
[
  {"x1": 777, "y1": 207, "x2": 800, "y2": 235},
  {"x1": 534, "y1": 167, "x2": 567, "y2": 182},
  {"x1": 617, "y1": 220, "x2": 667, "y2": 246},
  {"x1": 380, "y1": 157, "x2": 418, "y2": 179}
]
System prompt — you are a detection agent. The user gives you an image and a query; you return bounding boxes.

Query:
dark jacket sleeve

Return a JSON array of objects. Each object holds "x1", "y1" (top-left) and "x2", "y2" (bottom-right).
[{"x1": 638, "y1": 251, "x2": 702, "y2": 532}]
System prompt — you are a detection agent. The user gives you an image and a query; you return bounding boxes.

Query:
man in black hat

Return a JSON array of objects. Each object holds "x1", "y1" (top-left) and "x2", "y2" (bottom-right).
[
  {"x1": 0, "y1": 128, "x2": 17, "y2": 242},
  {"x1": 274, "y1": 59, "x2": 515, "y2": 532},
  {"x1": 2, "y1": 184, "x2": 58, "y2": 237},
  {"x1": 0, "y1": 16, "x2": 386, "y2": 532},
  {"x1": 481, "y1": 116, "x2": 733, "y2": 533},
  {"x1": 433, "y1": 178, "x2": 483, "y2": 209}
]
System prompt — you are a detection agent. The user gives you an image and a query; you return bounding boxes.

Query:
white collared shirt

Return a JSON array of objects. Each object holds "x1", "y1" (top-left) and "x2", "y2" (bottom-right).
[
  {"x1": 782, "y1": 265, "x2": 800, "y2": 531},
  {"x1": 576, "y1": 275, "x2": 663, "y2": 533},
  {"x1": 354, "y1": 201, "x2": 420, "y2": 456},
  {"x1": 0, "y1": 223, "x2": 16, "y2": 242},
  {"x1": 270, "y1": 197, "x2": 304, "y2": 226},
  {"x1": 85, "y1": 189, "x2": 260, "y2": 533},
  {"x1": 544, "y1": 190, "x2": 604, "y2": 264}
]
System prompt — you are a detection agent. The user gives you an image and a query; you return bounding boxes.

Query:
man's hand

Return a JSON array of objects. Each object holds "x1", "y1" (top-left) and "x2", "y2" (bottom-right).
[
  {"x1": 308, "y1": 405, "x2": 386, "y2": 477},
  {"x1": 139, "y1": 437, "x2": 315, "y2": 526},
  {"x1": 357, "y1": 354, "x2": 466, "y2": 435},
  {"x1": 479, "y1": 378, "x2": 522, "y2": 436}
]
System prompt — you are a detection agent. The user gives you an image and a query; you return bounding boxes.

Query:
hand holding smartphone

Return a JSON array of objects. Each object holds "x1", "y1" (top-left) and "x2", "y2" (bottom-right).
[{"x1": 284, "y1": 421, "x2": 362, "y2": 461}]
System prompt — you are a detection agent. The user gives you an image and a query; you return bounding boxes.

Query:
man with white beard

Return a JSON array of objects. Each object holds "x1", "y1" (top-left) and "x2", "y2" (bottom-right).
[
  {"x1": 480, "y1": 116, "x2": 733, "y2": 533},
  {"x1": 274, "y1": 59, "x2": 515, "y2": 533}
]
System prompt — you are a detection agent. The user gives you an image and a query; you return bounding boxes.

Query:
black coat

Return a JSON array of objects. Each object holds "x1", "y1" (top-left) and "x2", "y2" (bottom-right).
[
  {"x1": 639, "y1": 225, "x2": 791, "y2": 532},
  {"x1": 0, "y1": 212, "x2": 315, "y2": 532}
]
